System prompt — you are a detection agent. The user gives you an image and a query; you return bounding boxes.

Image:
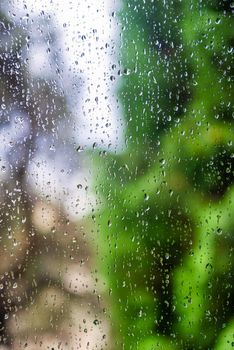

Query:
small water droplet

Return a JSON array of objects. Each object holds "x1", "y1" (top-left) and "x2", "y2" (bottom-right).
[
  {"x1": 76, "y1": 146, "x2": 84, "y2": 153},
  {"x1": 216, "y1": 227, "x2": 223, "y2": 236}
]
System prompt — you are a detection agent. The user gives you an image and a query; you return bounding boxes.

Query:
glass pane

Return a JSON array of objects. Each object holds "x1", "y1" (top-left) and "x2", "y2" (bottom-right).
[{"x1": 0, "y1": 1, "x2": 233, "y2": 349}]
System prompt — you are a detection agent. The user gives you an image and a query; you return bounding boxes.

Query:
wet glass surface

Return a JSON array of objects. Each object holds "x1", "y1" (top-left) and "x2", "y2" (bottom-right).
[{"x1": 0, "y1": 1, "x2": 233, "y2": 349}]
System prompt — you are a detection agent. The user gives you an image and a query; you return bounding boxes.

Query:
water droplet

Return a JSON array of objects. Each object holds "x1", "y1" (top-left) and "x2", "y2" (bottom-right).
[
  {"x1": 216, "y1": 227, "x2": 223, "y2": 236},
  {"x1": 76, "y1": 146, "x2": 84, "y2": 153}
]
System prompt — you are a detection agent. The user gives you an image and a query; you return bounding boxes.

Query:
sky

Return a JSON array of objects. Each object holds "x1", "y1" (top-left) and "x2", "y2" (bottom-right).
[
  {"x1": 8, "y1": 0, "x2": 122, "y2": 148},
  {"x1": 2, "y1": 0, "x2": 123, "y2": 219}
]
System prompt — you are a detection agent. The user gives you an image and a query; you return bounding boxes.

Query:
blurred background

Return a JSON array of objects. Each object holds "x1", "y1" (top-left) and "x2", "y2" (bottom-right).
[{"x1": 0, "y1": 0, "x2": 233, "y2": 349}]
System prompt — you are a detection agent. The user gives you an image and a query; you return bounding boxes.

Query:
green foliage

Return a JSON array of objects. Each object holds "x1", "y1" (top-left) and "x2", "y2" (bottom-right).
[{"x1": 94, "y1": 0, "x2": 234, "y2": 349}]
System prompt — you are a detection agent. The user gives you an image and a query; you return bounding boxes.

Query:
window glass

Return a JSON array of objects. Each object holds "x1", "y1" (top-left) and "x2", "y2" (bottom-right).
[{"x1": 0, "y1": 1, "x2": 233, "y2": 349}]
